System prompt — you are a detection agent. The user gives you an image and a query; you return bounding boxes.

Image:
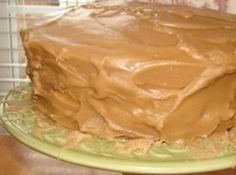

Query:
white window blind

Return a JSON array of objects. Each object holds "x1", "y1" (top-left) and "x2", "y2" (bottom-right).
[{"x1": 0, "y1": 0, "x2": 23, "y2": 99}]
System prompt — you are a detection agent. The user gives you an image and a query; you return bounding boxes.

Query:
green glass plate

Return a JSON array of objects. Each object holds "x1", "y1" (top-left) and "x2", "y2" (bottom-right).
[{"x1": 1, "y1": 83, "x2": 236, "y2": 174}]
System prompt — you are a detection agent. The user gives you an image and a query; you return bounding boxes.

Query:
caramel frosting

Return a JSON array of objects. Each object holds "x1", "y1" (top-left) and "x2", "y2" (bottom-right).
[{"x1": 21, "y1": 2, "x2": 236, "y2": 143}]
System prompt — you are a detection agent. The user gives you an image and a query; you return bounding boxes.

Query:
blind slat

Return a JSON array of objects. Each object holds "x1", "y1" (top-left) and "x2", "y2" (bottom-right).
[
  {"x1": 0, "y1": 78, "x2": 29, "y2": 82},
  {"x1": 0, "y1": 63, "x2": 26, "y2": 67}
]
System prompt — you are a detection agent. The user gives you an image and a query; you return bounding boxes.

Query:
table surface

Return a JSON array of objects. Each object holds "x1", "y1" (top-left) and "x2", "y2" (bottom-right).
[{"x1": 0, "y1": 134, "x2": 236, "y2": 175}]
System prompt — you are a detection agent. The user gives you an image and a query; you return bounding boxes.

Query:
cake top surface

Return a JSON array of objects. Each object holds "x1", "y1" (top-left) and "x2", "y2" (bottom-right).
[{"x1": 25, "y1": 2, "x2": 236, "y2": 67}]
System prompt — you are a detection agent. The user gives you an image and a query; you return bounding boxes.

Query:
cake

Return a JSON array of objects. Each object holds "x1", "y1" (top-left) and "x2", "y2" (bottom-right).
[{"x1": 21, "y1": 2, "x2": 236, "y2": 143}]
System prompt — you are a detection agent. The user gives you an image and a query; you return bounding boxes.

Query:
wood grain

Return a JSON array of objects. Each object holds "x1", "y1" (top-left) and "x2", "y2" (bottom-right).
[{"x1": 0, "y1": 135, "x2": 235, "y2": 175}]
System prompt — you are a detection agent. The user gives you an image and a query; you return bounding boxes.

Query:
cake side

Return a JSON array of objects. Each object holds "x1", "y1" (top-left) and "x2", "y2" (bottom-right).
[{"x1": 21, "y1": 3, "x2": 236, "y2": 143}]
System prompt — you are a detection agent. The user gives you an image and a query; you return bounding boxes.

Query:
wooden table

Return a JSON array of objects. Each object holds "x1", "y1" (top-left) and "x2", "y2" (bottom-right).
[{"x1": 0, "y1": 135, "x2": 236, "y2": 175}]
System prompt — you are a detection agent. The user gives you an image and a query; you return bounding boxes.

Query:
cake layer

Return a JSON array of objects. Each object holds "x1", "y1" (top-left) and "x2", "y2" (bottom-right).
[{"x1": 21, "y1": 2, "x2": 236, "y2": 142}]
